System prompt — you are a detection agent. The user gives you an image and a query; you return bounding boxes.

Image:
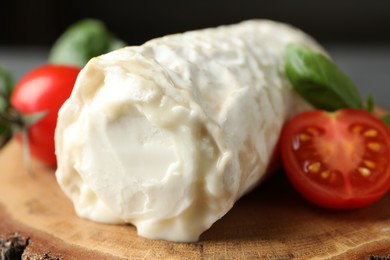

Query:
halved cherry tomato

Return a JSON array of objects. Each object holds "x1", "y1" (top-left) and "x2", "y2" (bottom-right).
[
  {"x1": 281, "y1": 109, "x2": 390, "y2": 209},
  {"x1": 10, "y1": 64, "x2": 81, "y2": 166}
]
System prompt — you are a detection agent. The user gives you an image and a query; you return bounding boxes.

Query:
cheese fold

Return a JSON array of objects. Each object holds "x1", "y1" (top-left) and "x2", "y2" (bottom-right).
[{"x1": 55, "y1": 19, "x2": 323, "y2": 242}]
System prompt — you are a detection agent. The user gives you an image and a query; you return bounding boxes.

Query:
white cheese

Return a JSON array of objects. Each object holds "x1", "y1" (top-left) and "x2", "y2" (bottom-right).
[{"x1": 55, "y1": 19, "x2": 323, "y2": 242}]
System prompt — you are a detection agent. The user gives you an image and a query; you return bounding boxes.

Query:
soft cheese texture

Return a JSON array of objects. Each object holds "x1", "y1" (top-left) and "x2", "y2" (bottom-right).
[{"x1": 55, "y1": 20, "x2": 323, "y2": 242}]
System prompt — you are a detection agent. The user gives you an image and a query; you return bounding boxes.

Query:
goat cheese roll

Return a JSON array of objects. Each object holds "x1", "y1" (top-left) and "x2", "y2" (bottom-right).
[{"x1": 55, "y1": 19, "x2": 323, "y2": 242}]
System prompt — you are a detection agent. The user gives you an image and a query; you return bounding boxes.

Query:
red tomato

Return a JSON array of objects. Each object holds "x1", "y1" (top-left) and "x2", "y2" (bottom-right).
[
  {"x1": 10, "y1": 64, "x2": 81, "y2": 166},
  {"x1": 281, "y1": 109, "x2": 390, "y2": 209}
]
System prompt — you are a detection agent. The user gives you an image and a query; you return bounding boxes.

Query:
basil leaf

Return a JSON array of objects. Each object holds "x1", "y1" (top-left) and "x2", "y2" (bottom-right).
[
  {"x1": 365, "y1": 93, "x2": 374, "y2": 113},
  {"x1": 0, "y1": 66, "x2": 14, "y2": 112},
  {"x1": 0, "y1": 67, "x2": 14, "y2": 147},
  {"x1": 284, "y1": 44, "x2": 363, "y2": 111},
  {"x1": 49, "y1": 19, "x2": 126, "y2": 67},
  {"x1": 382, "y1": 115, "x2": 390, "y2": 128},
  {"x1": 0, "y1": 123, "x2": 11, "y2": 147}
]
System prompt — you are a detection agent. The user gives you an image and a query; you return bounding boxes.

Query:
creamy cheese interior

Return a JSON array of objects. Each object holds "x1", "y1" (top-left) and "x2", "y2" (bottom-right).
[{"x1": 55, "y1": 19, "x2": 323, "y2": 242}]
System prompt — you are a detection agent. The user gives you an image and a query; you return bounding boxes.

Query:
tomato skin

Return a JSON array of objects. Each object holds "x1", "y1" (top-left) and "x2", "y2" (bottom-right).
[
  {"x1": 281, "y1": 109, "x2": 390, "y2": 209},
  {"x1": 10, "y1": 64, "x2": 81, "y2": 166}
]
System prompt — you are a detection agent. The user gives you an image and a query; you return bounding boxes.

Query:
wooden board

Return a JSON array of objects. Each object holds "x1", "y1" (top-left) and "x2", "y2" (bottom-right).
[{"x1": 2, "y1": 139, "x2": 390, "y2": 259}]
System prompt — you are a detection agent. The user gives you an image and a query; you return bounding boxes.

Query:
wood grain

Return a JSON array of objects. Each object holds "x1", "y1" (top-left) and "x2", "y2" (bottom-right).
[{"x1": 1, "y1": 139, "x2": 390, "y2": 259}]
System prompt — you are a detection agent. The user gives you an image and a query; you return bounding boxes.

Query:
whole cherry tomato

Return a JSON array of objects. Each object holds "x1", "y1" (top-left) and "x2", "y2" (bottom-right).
[
  {"x1": 10, "y1": 64, "x2": 81, "y2": 166},
  {"x1": 281, "y1": 109, "x2": 390, "y2": 209}
]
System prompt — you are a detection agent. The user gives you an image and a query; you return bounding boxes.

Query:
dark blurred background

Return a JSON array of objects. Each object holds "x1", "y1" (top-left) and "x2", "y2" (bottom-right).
[
  {"x1": 1, "y1": 0, "x2": 390, "y2": 46},
  {"x1": 1, "y1": 0, "x2": 390, "y2": 106}
]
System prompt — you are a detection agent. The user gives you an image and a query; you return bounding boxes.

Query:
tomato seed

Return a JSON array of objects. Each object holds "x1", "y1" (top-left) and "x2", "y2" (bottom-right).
[
  {"x1": 363, "y1": 160, "x2": 376, "y2": 169},
  {"x1": 364, "y1": 129, "x2": 378, "y2": 137},
  {"x1": 358, "y1": 167, "x2": 371, "y2": 177},
  {"x1": 306, "y1": 127, "x2": 320, "y2": 136},
  {"x1": 308, "y1": 162, "x2": 321, "y2": 173},
  {"x1": 350, "y1": 125, "x2": 363, "y2": 134},
  {"x1": 321, "y1": 170, "x2": 330, "y2": 179},
  {"x1": 368, "y1": 142, "x2": 381, "y2": 152},
  {"x1": 299, "y1": 133, "x2": 311, "y2": 142}
]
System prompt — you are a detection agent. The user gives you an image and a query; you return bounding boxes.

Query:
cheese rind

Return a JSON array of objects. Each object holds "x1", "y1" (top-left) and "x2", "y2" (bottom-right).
[{"x1": 55, "y1": 19, "x2": 322, "y2": 242}]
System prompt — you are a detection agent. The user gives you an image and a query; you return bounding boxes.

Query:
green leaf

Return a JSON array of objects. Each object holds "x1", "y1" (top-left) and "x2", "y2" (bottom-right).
[
  {"x1": 0, "y1": 123, "x2": 9, "y2": 138},
  {"x1": 381, "y1": 115, "x2": 390, "y2": 128},
  {"x1": 365, "y1": 93, "x2": 374, "y2": 113},
  {"x1": 0, "y1": 124, "x2": 11, "y2": 147},
  {"x1": 0, "y1": 66, "x2": 14, "y2": 112},
  {"x1": 48, "y1": 19, "x2": 126, "y2": 67},
  {"x1": 284, "y1": 44, "x2": 363, "y2": 111},
  {"x1": 0, "y1": 66, "x2": 15, "y2": 147}
]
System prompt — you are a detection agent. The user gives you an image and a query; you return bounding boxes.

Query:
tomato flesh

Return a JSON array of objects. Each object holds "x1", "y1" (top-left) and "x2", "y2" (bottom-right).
[
  {"x1": 10, "y1": 65, "x2": 81, "y2": 166},
  {"x1": 281, "y1": 109, "x2": 390, "y2": 209}
]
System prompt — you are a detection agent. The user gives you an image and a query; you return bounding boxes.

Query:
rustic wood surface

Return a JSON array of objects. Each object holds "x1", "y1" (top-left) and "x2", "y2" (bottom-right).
[{"x1": 1, "y1": 139, "x2": 390, "y2": 260}]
